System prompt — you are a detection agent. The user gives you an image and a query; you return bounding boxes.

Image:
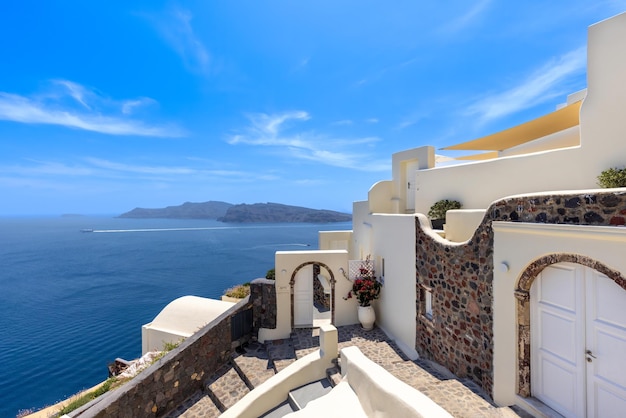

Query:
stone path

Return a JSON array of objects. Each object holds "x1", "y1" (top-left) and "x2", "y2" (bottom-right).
[{"x1": 165, "y1": 325, "x2": 533, "y2": 417}]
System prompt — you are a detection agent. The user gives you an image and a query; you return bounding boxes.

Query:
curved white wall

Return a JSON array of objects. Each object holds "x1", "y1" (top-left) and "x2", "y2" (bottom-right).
[{"x1": 444, "y1": 209, "x2": 486, "y2": 243}]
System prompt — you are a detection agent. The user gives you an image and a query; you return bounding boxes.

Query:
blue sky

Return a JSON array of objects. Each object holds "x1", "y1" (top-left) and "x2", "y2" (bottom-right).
[{"x1": 0, "y1": 1, "x2": 624, "y2": 216}]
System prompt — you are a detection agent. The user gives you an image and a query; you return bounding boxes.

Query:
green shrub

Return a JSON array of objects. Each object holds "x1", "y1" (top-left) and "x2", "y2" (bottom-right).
[
  {"x1": 224, "y1": 283, "x2": 250, "y2": 298},
  {"x1": 597, "y1": 167, "x2": 626, "y2": 188},
  {"x1": 428, "y1": 199, "x2": 462, "y2": 220},
  {"x1": 58, "y1": 378, "x2": 118, "y2": 415},
  {"x1": 266, "y1": 268, "x2": 275, "y2": 280}
]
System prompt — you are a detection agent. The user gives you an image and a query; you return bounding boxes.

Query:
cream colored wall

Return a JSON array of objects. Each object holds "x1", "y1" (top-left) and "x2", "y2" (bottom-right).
[
  {"x1": 351, "y1": 201, "x2": 372, "y2": 260},
  {"x1": 390, "y1": 146, "x2": 436, "y2": 214},
  {"x1": 369, "y1": 213, "x2": 418, "y2": 357},
  {"x1": 414, "y1": 146, "x2": 587, "y2": 215},
  {"x1": 444, "y1": 209, "x2": 486, "y2": 243},
  {"x1": 368, "y1": 180, "x2": 394, "y2": 214},
  {"x1": 350, "y1": 198, "x2": 418, "y2": 355},
  {"x1": 258, "y1": 250, "x2": 350, "y2": 342},
  {"x1": 141, "y1": 325, "x2": 189, "y2": 355},
  {"x1": 318, "y1": 230, "x2": 352, "y2": 252},
  {"x1": 412, "y1": 12, "x2": 626, "y2": 217},
  {"x1": 492, "y1": 222, "x2": 626, "y2": 407}
]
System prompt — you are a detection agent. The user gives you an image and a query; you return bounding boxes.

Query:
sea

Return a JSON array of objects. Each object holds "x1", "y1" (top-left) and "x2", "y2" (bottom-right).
[{"x1": 0, "y1": 216, "x2": 351, "y2": 417}]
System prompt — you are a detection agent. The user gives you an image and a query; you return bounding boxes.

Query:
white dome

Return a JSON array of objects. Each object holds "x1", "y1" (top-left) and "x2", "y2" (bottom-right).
[{"x1": 149, "y1": 295, "x2": 235, "y2": 336}]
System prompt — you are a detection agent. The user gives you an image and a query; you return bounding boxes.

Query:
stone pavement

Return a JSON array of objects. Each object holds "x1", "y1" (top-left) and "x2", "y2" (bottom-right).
[{"x1": 165, "y1": 325, "x2": 533, "y2": 417}]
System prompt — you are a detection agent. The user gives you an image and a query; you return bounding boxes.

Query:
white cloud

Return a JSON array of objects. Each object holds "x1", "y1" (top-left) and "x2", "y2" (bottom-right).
[
  {"x1": 440, "y1": 0, "x2": 492, "y2": 34},
  {"x1": 53, "y1": 80, "x2": 92, "y2": 109},
  {"x1": 468, "y1": 46, "x2": 586, "y2": 122},
  {"x1": 0, "y1": 81, "x2": 184, "y2": 137},
  {"x1": 121, "y1": 98, "x2": 157, "y2": 115},
  {"x1": 0, "y1": 157, "x2": 280, "y2": 187},
  {"x1": 228, "y1": 111, "x2": 388, "y2": 171},
  {"x1": 150, "y1": 7, "x2": 210, "y2": 75},
  {"x1": 84, "y1": 158, "x2": 196, "y2": 175}
]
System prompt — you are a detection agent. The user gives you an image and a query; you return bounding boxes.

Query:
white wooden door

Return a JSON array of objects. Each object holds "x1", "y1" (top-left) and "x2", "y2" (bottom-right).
[
  {"x1": 585, "y1": 269, "x2": 626, "y2": 418},
  {"x1": 531, "y1": 263, "x2": 626, "y2": 418},
  {"x1": 293, "y1": 265, "x2": 313, "y2": 327},
  {"x1": 405, "y1": 160, "x2": 418, "y2": 212},
  {"x1": 531, "y1": 263, "x2": 585, "y2": 417}
]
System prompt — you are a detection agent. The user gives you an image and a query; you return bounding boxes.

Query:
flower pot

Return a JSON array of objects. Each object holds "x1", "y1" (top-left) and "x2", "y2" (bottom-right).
[
  {"x1": 358, "y1": 305, "x2": 376, "y2": 330},
  {"x1": 431, "y1": 219, "x2": 445, "y2": 230}
]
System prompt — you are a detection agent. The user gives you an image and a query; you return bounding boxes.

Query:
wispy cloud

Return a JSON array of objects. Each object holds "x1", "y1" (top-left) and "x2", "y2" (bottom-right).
[
  {"x1": 0, "y1": 81, "x2": 184, "y2": 137},
  {"x1": 121, "y1": 97, "x2": 157, "y2": 115},
  {"x1": 440, "y1": 0, "x2": 492, "y2": 34},
  {"x1": 0, "y1": 157, "x2": 281, "y2": 187},
  {"x1": 149, "y1": 7, "x2": 210, "y2": 75},
  {"x1": 467, "y1": 46, "x2": 586, "y2": 122},
  {"x1": 53, "y1": 80, "x2": 92, "y2": 109},
  {"x1": 227, "y1": 111, "x2": 388, "y2": 171}
]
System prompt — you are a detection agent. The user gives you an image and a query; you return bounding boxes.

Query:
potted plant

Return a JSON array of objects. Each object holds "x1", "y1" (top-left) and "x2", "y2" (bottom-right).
[
  {"x1": 597, "y1": 167, "x2": 626, "y2": 188},
  {"x1": 345, "y1": 256, "x2": 382, "y2": 330},
  {"x1": 428, "y1": 199, "x2": 462, "y2": 230},
  {"x1": 221, "y1": 283, "x2": 250, "y2": 303}
]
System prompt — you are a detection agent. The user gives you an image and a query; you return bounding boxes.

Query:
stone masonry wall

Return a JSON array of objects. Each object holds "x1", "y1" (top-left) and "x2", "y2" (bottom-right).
[
  {"x1": 86, "y1": 280, "x2": 277, "y2": 417},
  {"x1": 251, "y1": 278, "x2": 277, "y2": 332},
  {"x1": 415, "y1": 189, "x2": 626, "y2": 396}
]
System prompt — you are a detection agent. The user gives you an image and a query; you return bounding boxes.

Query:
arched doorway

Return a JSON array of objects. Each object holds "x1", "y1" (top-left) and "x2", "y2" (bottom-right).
[
  {"x1": 290, "y1": 261, "x2": 336, "y2": 329},
  {"x1": 515, "y1": 255, "x2": 626, "y2": 417}
]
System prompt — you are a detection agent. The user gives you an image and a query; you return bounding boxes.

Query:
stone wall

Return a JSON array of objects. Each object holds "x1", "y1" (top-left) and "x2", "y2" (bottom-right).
[
  {"x1": 251, "y1": 278, "x2": 277, "y2": 332},
  {"x1": 415, "y1": 189, "x2": 626, "y2": 396},
  {"x1": 84, "y1": 280, "x2": 277, "y2": 417}
]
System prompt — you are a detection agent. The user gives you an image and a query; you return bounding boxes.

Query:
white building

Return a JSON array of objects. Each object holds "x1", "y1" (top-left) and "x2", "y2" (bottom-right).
[{"x1": 266, "y1": 12, "x2": 626, "y2": 418}]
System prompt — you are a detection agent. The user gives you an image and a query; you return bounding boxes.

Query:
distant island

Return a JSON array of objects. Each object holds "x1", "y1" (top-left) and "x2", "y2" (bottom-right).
[{"x1": 118, "y1": 201, "x2": 352, "y2": 223}]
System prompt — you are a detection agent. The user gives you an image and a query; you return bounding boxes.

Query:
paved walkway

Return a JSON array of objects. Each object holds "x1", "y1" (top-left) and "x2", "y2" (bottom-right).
[{"x1": 166, "y1": 325, "x2": 533, "y2": 417}]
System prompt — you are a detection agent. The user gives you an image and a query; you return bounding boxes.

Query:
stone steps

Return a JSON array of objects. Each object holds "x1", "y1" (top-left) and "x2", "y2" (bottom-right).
[
  {"x1": 166, "y1": 390, "x2": 221, "y2": 418},
  {"x1": 165, "y1": 342, "x2": 280, "y2": 417},
  {"x1": 266, "y1": 337, "x2": 298, "y2": 372},
  {"x1": 205, "y1": 364, "x2": 250, "y2": 411},
  {"x1": 231, "y1": 342, "x2": 276, "y2": 388}
]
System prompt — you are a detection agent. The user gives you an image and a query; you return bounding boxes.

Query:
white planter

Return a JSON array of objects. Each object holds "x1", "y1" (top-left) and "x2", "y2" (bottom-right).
[
  {"x1": 221, "y1": 295, "x2": 243, "y2": 303},
  {"x1": 358, "y1": 305, "x2": 376, "y2": 330}
]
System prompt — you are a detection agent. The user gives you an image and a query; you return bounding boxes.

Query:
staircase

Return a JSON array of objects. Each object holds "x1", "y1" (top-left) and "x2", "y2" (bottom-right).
[{"x1": 165, "y1": 326, "x2": 533, "y2": 418}]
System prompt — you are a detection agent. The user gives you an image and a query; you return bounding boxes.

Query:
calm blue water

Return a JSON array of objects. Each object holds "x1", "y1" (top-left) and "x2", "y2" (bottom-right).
[{"x1": 0, "y1": 216, "x2": 351, "y2": 417}]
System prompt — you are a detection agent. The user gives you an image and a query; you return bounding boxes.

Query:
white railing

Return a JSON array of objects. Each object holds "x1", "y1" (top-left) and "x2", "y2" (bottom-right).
[{"x1": 348, "y1": 258, "x2": 375, "y2": 280}]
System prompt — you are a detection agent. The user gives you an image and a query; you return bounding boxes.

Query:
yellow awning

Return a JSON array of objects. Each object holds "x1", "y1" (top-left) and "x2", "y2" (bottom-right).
[
  {"x1": 454, "y1": 151, "x2": 499, "y2": 161},
  {"x1": 442, "y1": 100, "x2": 582, "y2": 151}
]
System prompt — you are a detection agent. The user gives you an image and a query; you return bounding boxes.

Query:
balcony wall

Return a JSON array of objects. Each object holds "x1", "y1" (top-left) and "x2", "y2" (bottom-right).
[
  {"x1": 318, "y1": 230, "x2": 352, "y2": 252},
  {"x1": 368, "y1": 180, "x2": 394, "y2": 214}
]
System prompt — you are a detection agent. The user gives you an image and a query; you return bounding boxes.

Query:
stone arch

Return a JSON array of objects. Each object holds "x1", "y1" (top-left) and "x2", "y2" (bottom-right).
[
  {"x1": 290, "y1": 261, "x2": 337, "y2": 329},
  {"x1": 514, "y1": 253, "x2": 626, "y2": 397}
]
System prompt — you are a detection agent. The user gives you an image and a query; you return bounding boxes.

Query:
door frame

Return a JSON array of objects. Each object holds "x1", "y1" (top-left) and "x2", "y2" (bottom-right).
[
  {"x1": 290, "y1": 261, "x2": 336, "y2": 329},
  {"x1": 514, "y1": 253, "x2": 626, "y2": 398}
]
